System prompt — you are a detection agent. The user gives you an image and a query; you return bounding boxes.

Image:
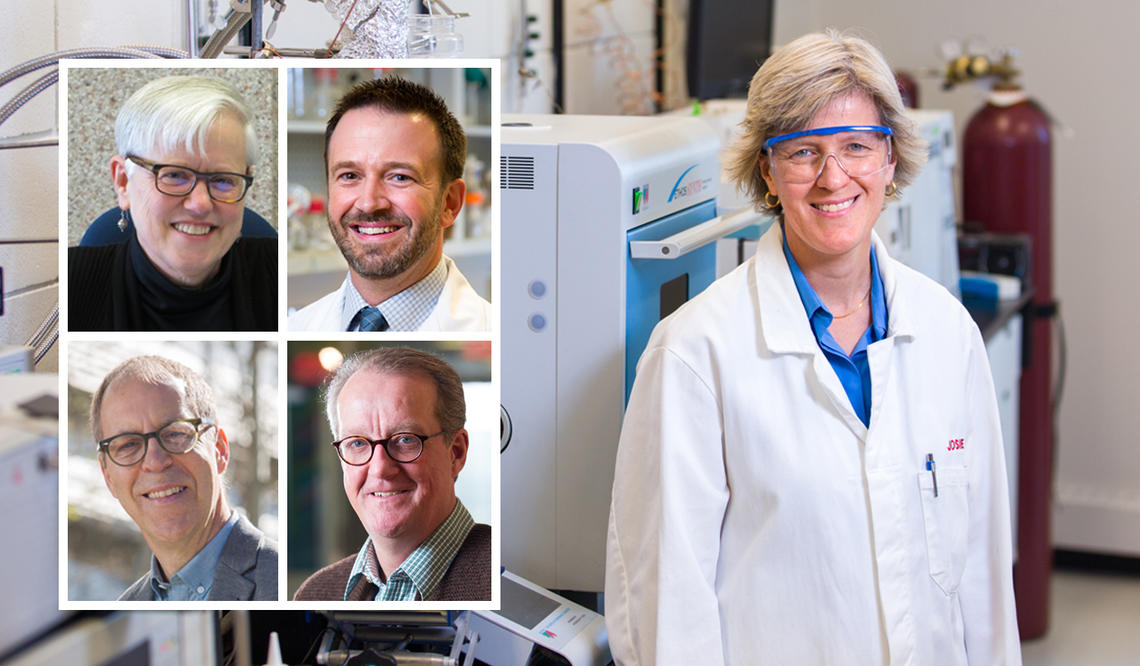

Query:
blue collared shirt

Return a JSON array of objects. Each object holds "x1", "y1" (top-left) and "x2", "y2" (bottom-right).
[
  {"x1": 346, "y1": 500, "x2": 475, "y2": 601},
  {"x1": 149, "y1": 511, "x2": 239, "y2": 601},
  {"x1": 782, "y1": 232, "x2": 888, "y2": 427},
  {"x1": 340, "y1": 258, "x2": 448, "y2": 331}
]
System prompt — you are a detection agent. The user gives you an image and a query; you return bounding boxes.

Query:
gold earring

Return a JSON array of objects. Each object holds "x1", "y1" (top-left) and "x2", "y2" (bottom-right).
[
  {"x1": 885, "y1": 181, "x2": 898, "y2": 197},
  {"x1": 764, "y1": 191, "x2": 780, "y2": 208}
]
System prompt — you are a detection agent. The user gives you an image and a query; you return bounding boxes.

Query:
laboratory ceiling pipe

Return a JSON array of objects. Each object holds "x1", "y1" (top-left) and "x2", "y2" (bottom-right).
[{"x1": 962, "y1": 83, "x2": 1054, "y2": 641}]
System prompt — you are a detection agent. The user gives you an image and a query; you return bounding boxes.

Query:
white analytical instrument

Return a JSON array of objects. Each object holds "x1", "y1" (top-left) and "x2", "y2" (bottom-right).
[
  {"x1": 469, "y1": 571, "x2": 610, "y2": 666},
  {"x1": 875, "y1": 109, "x2": 961, "y2": 295},
  {"x1": 500, "y1": 114, "x2": 757, "y2": 592},
  {"x1": 0, "y1": 373, "x2": 60, "y2": 660}
]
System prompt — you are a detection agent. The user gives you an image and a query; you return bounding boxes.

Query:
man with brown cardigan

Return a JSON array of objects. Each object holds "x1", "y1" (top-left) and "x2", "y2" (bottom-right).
[{"x1": 294, "y1": 347, "x2": 491, "y2": 601}]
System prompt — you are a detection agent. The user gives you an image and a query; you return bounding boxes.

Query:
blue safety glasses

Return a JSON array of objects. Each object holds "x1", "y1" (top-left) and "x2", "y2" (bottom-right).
[{"x1": 764, "y1": 125, "x2": 894, "y2": 184}]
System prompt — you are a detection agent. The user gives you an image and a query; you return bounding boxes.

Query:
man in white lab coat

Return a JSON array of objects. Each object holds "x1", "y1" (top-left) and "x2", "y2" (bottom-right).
[
  {"x1": 288, "y1": 77, "x2": 490, "y2": 332},
  {"x1": 606, "y1": 31, "x2": 1020, "y2": 665}
]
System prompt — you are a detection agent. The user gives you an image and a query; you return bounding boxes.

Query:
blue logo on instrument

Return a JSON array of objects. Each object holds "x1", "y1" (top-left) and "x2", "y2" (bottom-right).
[{"x1": 669, "y1": 164, "x2": 703, "y2": 202}]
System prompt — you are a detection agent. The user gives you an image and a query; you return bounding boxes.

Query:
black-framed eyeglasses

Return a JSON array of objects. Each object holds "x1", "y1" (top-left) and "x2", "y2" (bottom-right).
[
  {"x1": 97, "y1": 417, "x2": 217, "y2": 467},
  {"x1": 332, "y1": 431, "x2": 446, "y2": 465},
  {"x1": 126, "y1": 154, "x2": 253, "y2": 203}
]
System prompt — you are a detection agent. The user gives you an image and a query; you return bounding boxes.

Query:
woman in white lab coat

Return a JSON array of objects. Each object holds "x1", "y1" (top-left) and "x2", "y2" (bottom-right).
[{"x1": 605, "y1": 30, "x2": 1021, "y2": 665}]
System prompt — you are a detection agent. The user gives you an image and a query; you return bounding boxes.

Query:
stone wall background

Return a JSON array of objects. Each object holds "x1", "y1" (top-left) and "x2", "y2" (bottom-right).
[{"x1": 66, "y1": 66, "x2": 278, "y2": 246}]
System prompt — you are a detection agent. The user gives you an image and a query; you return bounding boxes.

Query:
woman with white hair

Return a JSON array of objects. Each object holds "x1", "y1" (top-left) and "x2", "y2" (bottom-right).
[
  {"x1": 606, "y1": 31, "x2": 1021, "y2": 665},
  {"x1": 69, "y1": 75, "x2": 276, "y2": 331}
]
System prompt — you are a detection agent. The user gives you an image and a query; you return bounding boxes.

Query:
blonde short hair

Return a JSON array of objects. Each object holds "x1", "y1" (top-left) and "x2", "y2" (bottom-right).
[{"x1": 727, "y1": 29, "x2": 927, "y2": 214}]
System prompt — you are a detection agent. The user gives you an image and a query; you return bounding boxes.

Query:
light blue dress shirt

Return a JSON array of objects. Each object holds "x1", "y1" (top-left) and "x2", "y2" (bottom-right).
[
  {"x1": 340, "y1": 258, "x2": 448, "y2": 331},
  {"x1": 149, "y1": 511, "x2": 239, "y2": 601},
  {"x1": 781, "y1": 230, "x2": 887, "y2": 426}
]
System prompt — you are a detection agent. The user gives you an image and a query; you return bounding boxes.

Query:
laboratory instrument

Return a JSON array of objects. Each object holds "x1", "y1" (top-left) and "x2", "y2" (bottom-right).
[
  {"x1": 0, "y1": 374, "x2": 61, "y2": 660},
  {"x1": 875, "y1": 109, "x2": 961, "y2": 295},
  {"x1": 314, "y1": 610, "x2": 477, "y2": 665},
  {"x1": 467, "y1": 571, "x2": 610, "y2": 666},
  {"x1": 4, "y1": 611, "x2": 219, "y2": 666},
  {"x1": 201, "y1": 0, "x2": 468, "y2": 58},
  {"x1": 500, "y1": 113, "x2": 759, "y2": 591},
  {"x1": 308, "y1": 572, "x2": 609, "y2": 666}
]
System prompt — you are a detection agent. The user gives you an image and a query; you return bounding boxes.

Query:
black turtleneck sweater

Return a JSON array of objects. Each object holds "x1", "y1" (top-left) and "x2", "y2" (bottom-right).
[{"x1": 68, "y1": 231, "x2": 277, "y2": 331}]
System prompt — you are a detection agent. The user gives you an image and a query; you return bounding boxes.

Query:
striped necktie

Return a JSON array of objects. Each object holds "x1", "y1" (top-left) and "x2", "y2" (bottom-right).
[{"x1": 357, "y1": 306, "x2": 389, "y2": 332}]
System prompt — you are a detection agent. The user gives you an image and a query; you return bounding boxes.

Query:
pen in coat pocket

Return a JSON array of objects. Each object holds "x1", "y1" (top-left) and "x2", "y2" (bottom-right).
[{"x1": 926, "y1": 453, "x2": 938, "y2": 498}]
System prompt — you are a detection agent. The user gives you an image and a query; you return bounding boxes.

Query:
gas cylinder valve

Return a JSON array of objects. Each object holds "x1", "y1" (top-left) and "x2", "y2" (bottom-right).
[{"x1": 941, "y1": 45, "x2": 1021, "y2": 91}]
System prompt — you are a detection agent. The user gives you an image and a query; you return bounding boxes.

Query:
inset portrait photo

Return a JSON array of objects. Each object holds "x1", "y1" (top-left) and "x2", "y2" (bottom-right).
[
  {"x1": 64, "y1": 340, "x2": 279, "y2": 604},
  {"x1": 287, "y1": 340, "x2": 495, "y2": 605},
  {"x1": 63, "y1": 63, "x2": 280, "y2": 332},
  {"x1": 285, "y1": 65, "x2": 494, "y2": 333}
]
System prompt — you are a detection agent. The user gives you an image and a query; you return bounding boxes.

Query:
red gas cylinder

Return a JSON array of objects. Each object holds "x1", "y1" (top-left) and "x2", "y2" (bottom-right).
[
  {"x1": 963, "y1": 90, "x2": 1052, "y2": 296},
  {"x1": 962, "y1": 89, "x2": 1054, "y2": 640},
  {"x1": 894, "y1": 70, "x2": 919, "y2": 108}
]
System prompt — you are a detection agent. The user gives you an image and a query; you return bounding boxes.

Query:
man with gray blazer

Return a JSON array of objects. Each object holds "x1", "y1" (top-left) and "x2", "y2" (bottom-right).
[{"x1": 92, "y1": 355, "x2": 278, "y2": 601}]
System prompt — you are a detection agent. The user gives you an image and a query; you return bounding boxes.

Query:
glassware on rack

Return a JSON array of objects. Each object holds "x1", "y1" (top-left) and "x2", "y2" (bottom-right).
[
  {"x1": 287, "y1": 184, "x2": 312, "y2": 250},
  {"x1": 407, "y1": 13, "x2": 463, "y2": 57},
  {"x1": 288, "y1": 69, "x2": 306, "y2": 119},
  {"x1": 312, "y1": 68, "x2": 339, "y2": 119},
  {"x1": 463, "y1": 154, "x2": 489, "y2": 239}
]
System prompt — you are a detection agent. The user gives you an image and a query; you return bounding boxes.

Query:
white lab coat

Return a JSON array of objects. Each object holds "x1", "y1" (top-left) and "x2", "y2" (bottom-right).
[
  {"x1": 605, "y1": 224, "x2": 1020, "y2": 666},
  {"x1": 288, "y1": 256, "x2": 491, "y2": 332}
]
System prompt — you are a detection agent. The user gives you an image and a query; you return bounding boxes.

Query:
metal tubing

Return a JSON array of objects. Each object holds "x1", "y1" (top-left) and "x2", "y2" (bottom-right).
[
  {"x1": 250, "y1": 0, "x2": 263, "y2": 56},
  {"x1": 0, "y1": 46, "x2": 180, "y2": 91},
  {"x1": 25, "y1": 305, "x2": 57, "y2": 349},
  {"x1": 187, "y1": 0, "x2": 201, "y2": 58},
  {"x1": 200, "y1": 9, "x2": 252, "y2": 58},
  {"x1": 0, "y1": 70, "x2": 58, "y2": 129},
  {"x1": 0, "y1": 130, "x2": 58, "y2": 150},
  {"x1": 33, "y1": 331, "x2": 58, "y2": 366}
]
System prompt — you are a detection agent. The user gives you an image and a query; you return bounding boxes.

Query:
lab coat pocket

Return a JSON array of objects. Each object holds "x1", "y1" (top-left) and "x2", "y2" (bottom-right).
[{"x1": 917, "y1": 467, "x2": 969, "y2": 596}]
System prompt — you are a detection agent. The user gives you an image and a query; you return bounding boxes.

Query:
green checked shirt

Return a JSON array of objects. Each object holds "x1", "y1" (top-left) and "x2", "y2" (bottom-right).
[{"x1": 345, "y1": 499, "x2": 476, "y2": 601}]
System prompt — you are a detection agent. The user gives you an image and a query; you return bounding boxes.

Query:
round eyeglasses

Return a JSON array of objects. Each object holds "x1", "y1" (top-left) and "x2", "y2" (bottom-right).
[
  {"x1": 127, "y1": 154, "x2": 253, "y2": 203},
  {"x1": 763, "y1": 125, "x2": 894, "y2": 184},
  {"x1": 97, "y1": 417, "x2": 216, "y2": 467},
  {"x1": 332, "y1": 431, "x2": 445, "y2": 465}
]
